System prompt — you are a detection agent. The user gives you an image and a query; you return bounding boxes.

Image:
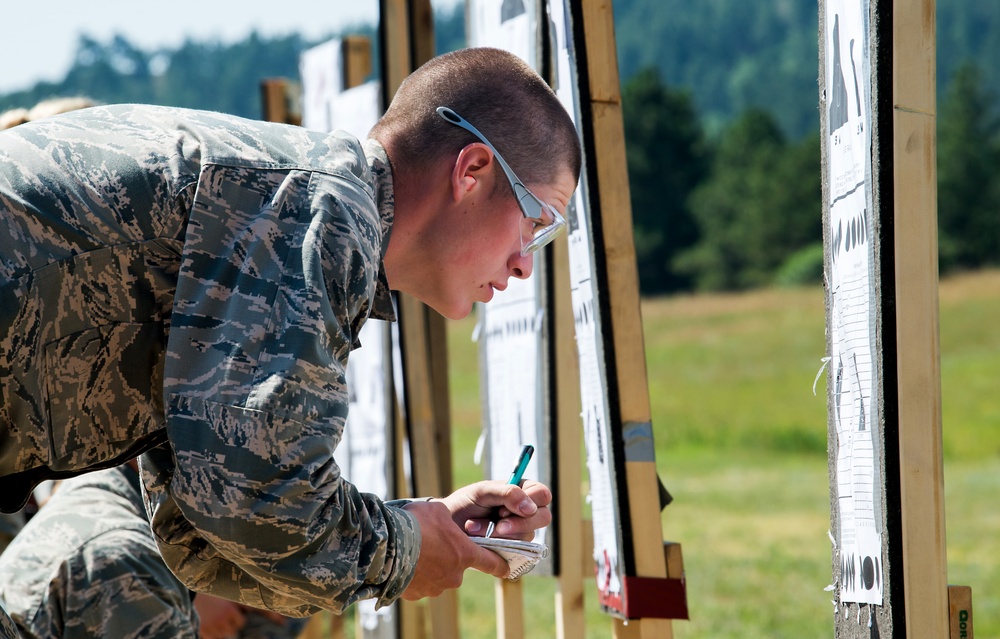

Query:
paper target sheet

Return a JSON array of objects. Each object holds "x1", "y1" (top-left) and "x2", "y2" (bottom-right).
[
  {"x1": 550, "y1": 0, "x2": 626, "y2": 613},
  {"x1": 826, "y1": 0, "x2": 883, "y2": 605}
]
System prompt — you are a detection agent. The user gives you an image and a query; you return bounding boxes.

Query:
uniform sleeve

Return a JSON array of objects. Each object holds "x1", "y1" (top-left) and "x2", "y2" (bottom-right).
[{"x1": 145, "y1": 165, "x2": 420, "y2": 616}]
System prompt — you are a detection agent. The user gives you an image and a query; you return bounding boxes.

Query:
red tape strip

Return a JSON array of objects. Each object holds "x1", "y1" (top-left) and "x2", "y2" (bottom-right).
[{"x1": 599, "y1": 576, "x2": 690, "y2": 620}]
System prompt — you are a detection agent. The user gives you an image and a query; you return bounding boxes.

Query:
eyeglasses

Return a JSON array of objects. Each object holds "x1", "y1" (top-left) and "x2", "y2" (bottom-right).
[{"x1": 436, "y1": 106, "x2": 567, "y2": 256}]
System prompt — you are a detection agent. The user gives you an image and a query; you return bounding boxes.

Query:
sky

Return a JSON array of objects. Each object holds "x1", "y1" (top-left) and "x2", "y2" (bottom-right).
[{"x1": 0, "y1": 0, "x2": 457, "y2": 94}]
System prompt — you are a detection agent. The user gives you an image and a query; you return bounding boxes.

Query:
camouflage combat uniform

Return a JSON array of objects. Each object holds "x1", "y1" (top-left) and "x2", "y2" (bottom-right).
[
  {"x1": 0, "y1": 466, "x2": 200, "y2": 638},
  {"x1": 0, "y1": 104, "x2": 421, "y2": 618},
  {"x1": 0, "y1": 465, "x2": 309, "y2": 639}
]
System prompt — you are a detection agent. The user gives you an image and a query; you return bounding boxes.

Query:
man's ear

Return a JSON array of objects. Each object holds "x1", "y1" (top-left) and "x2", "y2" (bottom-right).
[{"x1": 451, "y1": 143, "x2": 495, "y2": 202}]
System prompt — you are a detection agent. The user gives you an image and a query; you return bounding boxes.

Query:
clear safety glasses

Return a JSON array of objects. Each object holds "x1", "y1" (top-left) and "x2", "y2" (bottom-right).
[{"x1": 436, "y1": 106, "x2": 567, "y2": 255}]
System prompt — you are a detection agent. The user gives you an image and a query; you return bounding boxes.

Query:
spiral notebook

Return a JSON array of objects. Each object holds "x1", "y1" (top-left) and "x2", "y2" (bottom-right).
[{"x1": 472, "y1": 537, "x2": 549, "y2": 581}]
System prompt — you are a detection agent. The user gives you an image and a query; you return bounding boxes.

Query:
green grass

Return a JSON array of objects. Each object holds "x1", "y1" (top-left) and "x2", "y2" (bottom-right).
[{"x1": 437, "y1": 269, "x2": 1000, "y2": 638}]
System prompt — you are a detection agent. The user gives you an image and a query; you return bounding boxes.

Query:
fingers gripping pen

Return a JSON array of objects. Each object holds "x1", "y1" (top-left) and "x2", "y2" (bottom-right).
[{"x1": 485, "y1": 445, "x2": 534, "y2": 539}]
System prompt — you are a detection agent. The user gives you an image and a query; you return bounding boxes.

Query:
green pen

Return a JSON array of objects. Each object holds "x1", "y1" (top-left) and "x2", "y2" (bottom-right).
[{"x1": 485, "y1": 444, "x2": 534, "y2": 539}]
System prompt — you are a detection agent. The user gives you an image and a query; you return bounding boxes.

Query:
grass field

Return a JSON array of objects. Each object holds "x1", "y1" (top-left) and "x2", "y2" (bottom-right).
[{"x1": 437, "y1": 269, "x2": 1000, "y2": 638}]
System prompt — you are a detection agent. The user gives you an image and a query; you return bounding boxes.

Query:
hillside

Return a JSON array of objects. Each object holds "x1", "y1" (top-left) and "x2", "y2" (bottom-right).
[
  {"x1": 612, "y1": 0, "x2": 1000, "y2": 138},
  {"x1": 3, "y1": 0, "x2": 997, "y2": 139},
  {"x1": 2, "y1": 3, "x2": 996, "y2": 298}
]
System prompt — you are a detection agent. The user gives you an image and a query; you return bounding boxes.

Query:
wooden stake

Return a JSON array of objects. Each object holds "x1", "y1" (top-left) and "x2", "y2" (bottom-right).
[
  {"x1": 342, "y1": 36, "x2": 373, "y2": 90},
  {"x1": 495, "y1": 579, "x2": 525, "y2": 639},
  {"x1": 892, "y1": 0, "x2": 949, "y2": 636},
  {"x1": 379, "y1": 2, "x2": 459, "y2": 638},
  {"x1": 948, "y1": 585, "x2": 973, "y2": 639},
  {"x1": 553, "y1": 234, "x2": 586, "y2": 639}
]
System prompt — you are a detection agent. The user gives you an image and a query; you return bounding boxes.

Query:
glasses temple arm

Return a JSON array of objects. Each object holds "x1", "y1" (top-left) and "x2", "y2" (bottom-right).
[{"x1": 437, "y1": 106, "x2": 531, "y2": 210}]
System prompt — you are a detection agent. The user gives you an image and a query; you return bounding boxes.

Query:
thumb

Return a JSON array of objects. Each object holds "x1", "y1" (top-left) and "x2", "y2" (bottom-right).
[{"x1": 500, "y1": 485, "x2": 538, "y2": 518}]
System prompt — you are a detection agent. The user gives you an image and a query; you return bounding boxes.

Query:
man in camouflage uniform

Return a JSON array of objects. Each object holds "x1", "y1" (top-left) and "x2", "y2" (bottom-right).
[
  {"x1": 0, "y1": 463, "x2": 307, "y2": 639},
  {"x1": 0, "y1": 465, "x2": 199, "y2": 638},
  {"x1": 0, "y1": 47, "x2": 579, "y2": 625}
]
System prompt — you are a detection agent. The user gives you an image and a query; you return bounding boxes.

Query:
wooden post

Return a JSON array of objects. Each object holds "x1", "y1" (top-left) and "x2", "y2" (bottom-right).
[
  {"x1": 568, "y1": 0, "x2": 684, "y2": 636},
  {"x1": 260, "y1": 79, "x2": 287, "y2": 123},
  {"x1": 495, "y1": 579, "x2": 525, "y2": 639},
  {"x1": 259, "y1": 78, "x2": 301, "y2": 125},
  {"x1": 392, "y1": 378, "x2": 423, "y2": 639},
  {"x1": 427, "y1": 313, "x2": 453, "y2": 491},
  {"x1": 574, "y1": 0, "x2": 668, "y2": 582},
  {"x1": 264, "y1": 33, "x2": 371, "y2": 127},
  {"x1": 892, "y1": 0, "x2": 949, "y2": 635},
  {"x1": 408, "y1": 0, "x2": 435, "y2": 67},
  {"x1": 948, "y1": 585, "x2": 973, "y2": 639},
  {"x1": 380, "y1": 4, "x2": 425, "y2": 635},
  {"x1": 552, "y1": 234, "x2": 586, "y2": 639},
  {"x1": 379, "y1": 0, "x2": 412, "y2": 103},
  {"x1": 342, "y1": 36, "x2": 373, "y2": 90},
  {"x1": 395, "y1": 295, "x2": 460, "y2": 639},
  {"x1": 379, "y1": 2, "x2": 459, "y2": 638},
  {"x1": 820, "y1": 0, "x2": 961, "y2": 636}
]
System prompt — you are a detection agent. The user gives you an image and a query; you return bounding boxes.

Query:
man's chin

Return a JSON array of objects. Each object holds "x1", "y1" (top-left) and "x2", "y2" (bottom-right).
[{"x1": 426, "y1": 299, "x2": 474, "y2": 321}]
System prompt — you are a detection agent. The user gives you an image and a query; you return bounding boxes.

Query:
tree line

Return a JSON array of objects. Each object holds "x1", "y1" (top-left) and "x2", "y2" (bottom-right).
[
  {"x1": 623, "y1": 61, "x2": 1000, "y2": 295},
  {"x1": 1, "y1": 1, "x2": 997, "y2": 296},
  {"x1": 612, "y1": 0, "x2": 1000, "y2": 141}
]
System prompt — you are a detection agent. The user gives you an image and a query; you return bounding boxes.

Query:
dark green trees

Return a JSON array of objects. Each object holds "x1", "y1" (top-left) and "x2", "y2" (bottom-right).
[
  {"x1": 622, "y1": 68, "x2": 707, "y2": 294},
  {"x1": 673, "y1": 110, "x2": 821, "y2": 291},
  {"x1": 937, "y1": 63, "x2": 1000, "y2": 272}
]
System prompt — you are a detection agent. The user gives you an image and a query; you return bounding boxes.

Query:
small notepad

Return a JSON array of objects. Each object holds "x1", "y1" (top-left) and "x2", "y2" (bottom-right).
[{"x1": 472, "y1": 537, "x2": 549, "y2": 580}]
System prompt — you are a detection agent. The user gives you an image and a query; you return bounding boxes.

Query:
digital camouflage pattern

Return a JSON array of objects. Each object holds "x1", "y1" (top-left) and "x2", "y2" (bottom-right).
[
  {"x1": 0, "y1": 465, "x2": 309, "y2": 639},
  {"x1": 0, "y1": 466, "x2": 199, "y2": 638},
  {"x1": 0, "y1": 606, "x2": 17, "y2": 639},
  {"x1": 0, "y1": 104, "x2": 420, "y2": 617}
]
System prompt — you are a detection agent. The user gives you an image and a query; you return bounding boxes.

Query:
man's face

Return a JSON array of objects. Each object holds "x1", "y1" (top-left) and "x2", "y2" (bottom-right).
[{"x1": 419, "y1": 167, "x2": 577, "y2": 320}]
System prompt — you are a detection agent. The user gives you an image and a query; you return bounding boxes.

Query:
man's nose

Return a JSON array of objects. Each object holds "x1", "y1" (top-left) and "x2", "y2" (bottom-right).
[{"x1": 510, "y1": 250, "x2": 534, "y2": 280}]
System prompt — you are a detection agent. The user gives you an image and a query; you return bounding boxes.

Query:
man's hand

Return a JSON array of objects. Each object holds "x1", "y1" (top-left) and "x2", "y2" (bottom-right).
[
  {"x1": 193, "y1": 594, "x2": 246, "y2": 639},
  {"x1": 442, "y1": 480, "x2": 552, "y2": 540},
  {"x1": 400, "y1": 480, "x2": 552, "y2": 600}
]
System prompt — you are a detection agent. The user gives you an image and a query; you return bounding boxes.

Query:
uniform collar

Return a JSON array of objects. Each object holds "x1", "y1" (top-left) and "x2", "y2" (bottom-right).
[{"x1": 364, "y1": 138, "x2": 397, "y2": 322}]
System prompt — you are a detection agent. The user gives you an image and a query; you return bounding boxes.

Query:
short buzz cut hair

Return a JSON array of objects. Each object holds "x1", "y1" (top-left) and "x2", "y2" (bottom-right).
[{"x1": 370, "y1": 47, "x2": 582, "y2": 191}]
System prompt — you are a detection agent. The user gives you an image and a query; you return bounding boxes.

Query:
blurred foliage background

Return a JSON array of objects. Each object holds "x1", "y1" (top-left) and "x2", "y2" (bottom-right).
[{"x1": 2, "y1": 0, "x2": 998, "y2": 297}]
